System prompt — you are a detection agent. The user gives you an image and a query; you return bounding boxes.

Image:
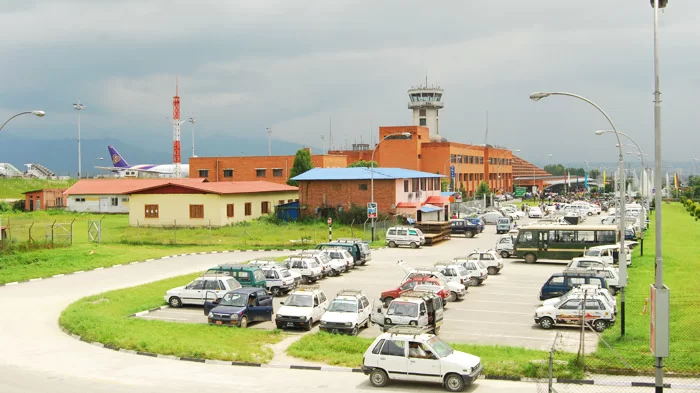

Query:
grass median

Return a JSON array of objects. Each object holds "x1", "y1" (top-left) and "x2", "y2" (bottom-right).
[
  {"x1": 59, "y1": 273, "x2": 284, "y2": 363},
  {"x1": 287, "y1": 332, "x2": 584, "y2": 379}
]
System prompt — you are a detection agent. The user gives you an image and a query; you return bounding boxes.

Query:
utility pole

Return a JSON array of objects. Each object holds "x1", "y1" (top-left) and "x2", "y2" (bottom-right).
[
  {"x1": 266, "y1": 127, "x2": 272, "y2": 156},
  {"x1": 73, "y1": 100, "x2": 86, "y2": 178}
]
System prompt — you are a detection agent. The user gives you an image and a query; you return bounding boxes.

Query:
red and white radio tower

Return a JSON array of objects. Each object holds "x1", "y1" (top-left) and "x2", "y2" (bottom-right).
[{"x1": 172, "y1": 79, "x2": 182, "y2": 177}]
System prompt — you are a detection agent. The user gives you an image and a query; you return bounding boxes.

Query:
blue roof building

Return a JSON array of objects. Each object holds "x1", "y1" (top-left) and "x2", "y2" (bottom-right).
[{"x1": 292, "y1": 167, "x2": 450, "y2": 221}]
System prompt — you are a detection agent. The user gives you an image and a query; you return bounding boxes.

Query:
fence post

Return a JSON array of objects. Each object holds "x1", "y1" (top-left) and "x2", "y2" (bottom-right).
[
  {"x1": 173, "y1": 219, "x2": 177, "y2": 244},
  {"x1": 50, "y1": 220, "x2": 56, "y2": 247},
  {"x1": 350, "y1": 218, "x2": 355, "y2": 238},
  {"x1": 99, "y1": 216, "x2": 105, "y2": 243},
  {"x1": 69, "y1": 218, "x2": 76, "y2": 245}
]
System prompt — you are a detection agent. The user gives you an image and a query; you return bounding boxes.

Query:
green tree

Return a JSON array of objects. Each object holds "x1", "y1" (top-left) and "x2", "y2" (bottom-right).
[
  {"x1": 348, "y1": 160, "x2": 378, "y2": 168},
  {"x1": 475, "y1": 181, "x2": 490, "y2": 198},
  {"x1": 287, "y1": 149, "x2": 314, "y2": 186},
  {"x1": 544, "y1": 164, "x2": 566, "y2": 176},
  {"x1": 589, "y1": 169, "x2": 600, "y2": 179}
]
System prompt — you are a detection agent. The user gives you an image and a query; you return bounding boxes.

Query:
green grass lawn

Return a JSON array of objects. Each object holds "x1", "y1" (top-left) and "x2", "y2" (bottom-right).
[
  {"x1": 59, "y1": 273, "x2": 284, "y2": 363},
  {"x1": 587, "y1": 202, "x2": 700, "y2": 375},
  {"x1": 0, "y1": 210, "x2": 386, "y2": 284},
  {"x1": 0, "y1": 178, "x2": 76, "y2": 199},
  {"x1": 287, "y1": 332, "x2": 584, "y2": 379}
]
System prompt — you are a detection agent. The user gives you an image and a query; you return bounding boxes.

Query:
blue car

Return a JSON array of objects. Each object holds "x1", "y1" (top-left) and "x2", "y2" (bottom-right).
[
  {"x1": 466, "y1": 218, "x2": 485, "y2": 233},
  {"x1": 204, "y1": 287, "x2": 273, "y2": 328},
  {"x1": 539, "y1": 270, "x2": 609, "y2": 301}
]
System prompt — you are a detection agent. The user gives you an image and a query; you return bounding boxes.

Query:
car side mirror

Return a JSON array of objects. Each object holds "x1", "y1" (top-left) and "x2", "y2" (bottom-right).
[{"x1": 280, "y1": 301, "x2": 285, "y2": 305}]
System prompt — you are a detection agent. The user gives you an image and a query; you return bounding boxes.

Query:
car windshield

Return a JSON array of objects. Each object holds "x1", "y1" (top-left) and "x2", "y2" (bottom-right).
[
  {"x1": 280, "y1": 270, "x2": 291, "y2": 278},
  {"x1": 476, "y1": 261, "x2": 487, "y2": 269},
  {"x1": 327, "y1": 299, "x2": 358, "y2": 312},
  {"x1": 428, "y1": 336, "x2": 453, "y2": 357},
  {"x1": 585, "y1": 250, "x2": 601, "y2": 257},
  {"x1": 219, "y1": 292, "x2": 248, "y2": 307},
  {"x1": 387, "y1": 301, "x2": 418, "y2": 317},
  {"x1": 457, "y1": 266, "x2": 468, "y2": 276},
  {"x1": 285, "y1": 294, "x2": 313, "y2": 307}
]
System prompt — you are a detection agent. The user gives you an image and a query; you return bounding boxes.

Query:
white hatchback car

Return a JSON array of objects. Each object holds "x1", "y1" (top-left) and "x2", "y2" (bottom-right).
[
  {"x1": 319, "y1": 290, "x2": 371, "y2": 335},
  {"x1": 275, "y1": 286, "x2": 329, "y2": 330},
  {"x1": 164, "y1": 276, "x2": 241, "y2": 308},
  {"x1": 362, "y1": 329, "x2": 482, "y2": 392},
  {"x1": 465, "y1": 250, "x2": 504, "y2": 275},
  {"x1": 386, "y1": 226, "x2": 425, "y2": 248},
  {"x1": 322, "y1": 248, "x2": 355, "y2": 271},
  {"x1": 528, "y1": 206, "x2": 543, "y2": 218},
  {"x1": 535, "y1": 290, "x2": 616, "y2": 332}
]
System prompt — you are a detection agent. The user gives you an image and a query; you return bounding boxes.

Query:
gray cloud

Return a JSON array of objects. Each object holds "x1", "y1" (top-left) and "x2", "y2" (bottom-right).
[{"x1": 0, "y1": 0, "x2": 696, "y2": 165}]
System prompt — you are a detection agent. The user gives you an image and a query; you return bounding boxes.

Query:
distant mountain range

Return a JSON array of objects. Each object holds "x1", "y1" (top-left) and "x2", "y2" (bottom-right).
[{"x1": 0, "y1": 135, "x2": 314, "y2": 176}]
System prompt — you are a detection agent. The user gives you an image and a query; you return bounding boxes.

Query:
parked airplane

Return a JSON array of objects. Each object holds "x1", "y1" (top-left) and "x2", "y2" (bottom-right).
[{"x1": 96, "y1": 146, "x2": 189, "y2": 178}]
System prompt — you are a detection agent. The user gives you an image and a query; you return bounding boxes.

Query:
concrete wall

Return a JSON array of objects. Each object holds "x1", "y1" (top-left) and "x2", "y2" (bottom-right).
[
  {"x1": 66, "y1": 194, "x2": 130, "y2": 213},
  {"x1": 128, "y1": 191, "x2": 299, "y2": 227}
]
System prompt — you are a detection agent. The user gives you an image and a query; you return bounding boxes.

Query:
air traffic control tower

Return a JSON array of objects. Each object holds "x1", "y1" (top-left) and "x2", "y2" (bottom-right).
[{"x1": 408, "y1": 84, "x2": 444, "y2": 141}]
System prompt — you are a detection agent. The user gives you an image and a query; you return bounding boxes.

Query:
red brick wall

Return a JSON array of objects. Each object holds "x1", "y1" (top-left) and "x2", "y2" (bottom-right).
[
  {"x1": 189, "y1": 153, "x2": 347, "y2": 184},
  {"x1": 298, "y1": 179, "x2": 397, "y2": 217}
]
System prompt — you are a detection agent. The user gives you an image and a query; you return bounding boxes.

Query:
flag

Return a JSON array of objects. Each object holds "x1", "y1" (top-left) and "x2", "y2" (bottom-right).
[
  {"x1": 603, "y1": 170, "x2": 607, "y2": 187},
  {"x1": 674, "y1": 173, "x2": 679, "y2": 189},
  {"x1": 584, "y1": 173, "x2": 589, "y2": 190},
  {"x1": 566, "y1": 171, "x2": 571, "y2": 186}
]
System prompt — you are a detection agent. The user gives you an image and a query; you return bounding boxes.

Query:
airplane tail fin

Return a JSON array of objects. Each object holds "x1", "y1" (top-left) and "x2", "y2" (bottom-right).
[{"x1": 108, "y1": 145, "x2": 130, "y2": 168}]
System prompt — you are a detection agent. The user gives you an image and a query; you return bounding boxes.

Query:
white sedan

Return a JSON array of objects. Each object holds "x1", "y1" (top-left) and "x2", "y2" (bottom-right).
[{"x1": 528, "y1": 207, "x2": 543, "y2": 218}]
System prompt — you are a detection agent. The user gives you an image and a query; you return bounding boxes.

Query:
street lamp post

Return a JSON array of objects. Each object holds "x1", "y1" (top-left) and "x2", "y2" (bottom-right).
[
  {"x1": 187, "y1": 117, "x2": 196, "y2": 157},
  {"x1": 651, "y1": 1, "x2": 669, "y2": 391},
  {"x1": 370, "y1": 132, "x2": 411, "y2": 241},
  {"x1": 0, "y1": 110, "x2": 46, "y2": 133},
  {"x1": 530, "y1": 91, "x2": 628, "y2": 337},
  {"x1": 596, "y1": 130, "x2": 648, "y2": 203},
  {"x1": 73, "y1": 101, "x2": 86, "y2": 178}
]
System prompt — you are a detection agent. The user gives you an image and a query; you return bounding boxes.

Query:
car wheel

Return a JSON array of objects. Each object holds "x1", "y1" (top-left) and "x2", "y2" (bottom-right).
[
  {"x1": 369, "y1": 369, "x2": 389, "y2": 387},
  {"x1": 383, "y1": 297, "x2": 394, "y2": 308},
  {"x1": 444, "y1": 373, "x2": 466, "y2": 392},
  {"x1": 168, "y1": 296, "x2": 182, "y2": 308},
  {"x1": 447, "y1": 291, "x2": 457, "y2": 302},
  {"x1": 593, "y1": 319, "x2": 608, "y2": 332},
  {"x1": 433, "y1": 326, "x2": 440, "y2": 335},
  {"x1": 524, "y1": 253, "x2": 537, "y2": 264},
  {"x1": 305, "y1": 319, "x2": 313, "y2": 331},
  {"x1": 276, "y1": 322, "x2": 283, "y2": 329},
  {"x1": 388, "y1": 241, "x2": 396, "y2": 248},
  {"x1": 609, "y1": 287, "x2": 617, "y2": 296},
  {"x1": 500, "y1": 251, "x2": 510, "y2": 258},
  {"x1": 239, "y1": 316, "x2": 248, "y2": 329},
  {"x1": 351, "y1": 325, "x2": 359, "y2": 336},
  {"x1": 410, "y1": 242, "x2": 418, "y2": 249},
  {"x1": 539, "y1": 317, "x2": 554, "y2": 329},
  {"x1": 270, "y1": 287, "x2": 281, "y2": 297},
  {"x1": 465, "y1": 231, "x2": 474, "y2": 238},
  {"x1": 487, "y1": 266, "x2": 498, "y2": 275}
]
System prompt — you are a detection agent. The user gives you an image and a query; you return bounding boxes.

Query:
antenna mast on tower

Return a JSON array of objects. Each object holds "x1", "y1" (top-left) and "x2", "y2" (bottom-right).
[{"x1": 172, "y1": 78, "x2": 182, "y2": 177}]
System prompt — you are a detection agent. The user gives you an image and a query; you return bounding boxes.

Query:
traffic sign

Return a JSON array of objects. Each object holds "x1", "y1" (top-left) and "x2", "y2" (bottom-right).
[
  {"x1": 367, "y1": 202, "x2": 378, "y2": 219},
  {"x1": 327, "y1": 217, "x2": 332, "y2": 226},
  {"x1": 449, "y1": 165, "x2": 455, "y2": 178}
]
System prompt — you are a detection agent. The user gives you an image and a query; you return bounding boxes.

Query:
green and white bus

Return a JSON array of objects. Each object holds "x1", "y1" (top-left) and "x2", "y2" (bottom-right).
[{"x1": 514, "y1": 224, "x2": 618, "y2": 263}]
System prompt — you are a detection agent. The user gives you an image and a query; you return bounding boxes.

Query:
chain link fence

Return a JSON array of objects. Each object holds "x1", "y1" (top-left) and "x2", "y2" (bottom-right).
[{"x1": 0, "y1": 215, "x2": 75, "y2": 250}]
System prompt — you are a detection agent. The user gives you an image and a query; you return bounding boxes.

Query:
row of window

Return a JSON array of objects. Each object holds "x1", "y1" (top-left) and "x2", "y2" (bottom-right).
[
  {"x1": 197, "y1": 168, "x2": 285, "y2": 178},
  {"x1": 143, "y1": 199, "x2": 297, "y2": 219},
  {"x1": 402, "y1": 178, "x2": 441, "y2": 192},
  {"x1": 489, "y1": 157, "x2": 513, "y2": 165},
  {"x1": 72, "y1": 197, "x2": 129, "y2": 205},
  {"x1": 450, "y1": 154, "x2": 484, "y2": 164}
]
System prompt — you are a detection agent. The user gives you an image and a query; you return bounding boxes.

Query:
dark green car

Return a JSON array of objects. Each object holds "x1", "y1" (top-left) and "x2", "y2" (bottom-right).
[{"x1": 205, "y1": 264, "x2": 267, "y2": 289}]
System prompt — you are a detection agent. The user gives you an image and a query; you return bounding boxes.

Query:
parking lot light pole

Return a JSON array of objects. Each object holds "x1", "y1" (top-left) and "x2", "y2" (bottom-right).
[
  {"x1": 370, "y1": 132, "x2": 411, "y2": 241},
  {"x1": 73, "y1": 101, "x2": 86, "y2": 178},
  {"x1": 596, "y1": 130, "x2": 647, "y2": 201},
  {"x1": 530, "y1": 91, "x2": 628, "y2": 337},
  {"x1": 0, "y1": 110, "x2": 45, "y2": 133}
]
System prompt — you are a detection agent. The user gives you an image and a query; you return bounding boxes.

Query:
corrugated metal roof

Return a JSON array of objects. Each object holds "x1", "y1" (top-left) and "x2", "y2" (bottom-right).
[
  {"x1": 419, "y1": 204, "x2": 442, "y2": 213},
  {"x1": 64, "y1": 178, "x2": 206, "y2": 195},
  {"x1": 291, "y1": 167, "x2": 443, "y2": 181}
]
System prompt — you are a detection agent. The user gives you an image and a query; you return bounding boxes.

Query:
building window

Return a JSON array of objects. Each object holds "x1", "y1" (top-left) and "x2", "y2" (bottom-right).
[
  {"x1": 75, "y1": 197, "x2": 85, "y2": 203},
  {"x1": 189, "y1": 204, "x2": 204, "y2": 219},
  {"x1": 111, "y1": 197, "x2": 119, "y2": 206},
  {"x1": 198, "y1": 169, "x2": 209, "y2": 178},
  {"x1": 358, "y1": 183, "x2": 368, "y2": 191},
  {"x1": 226, "y1": 204, "x2": 234, "y2": 217},
  {"x1": 412, "y1": 178, "x2": 419, "y2": 192},
  {"x1": 245, "y1": 202, "x2": 252, "y2": 216},
  {"x1": 256, "y1": 169, "x2": 266, "y2": 177},
  {"x1": 121, "y1": 197, "x2": 129, "y2": 202},
  {"x1": 145, "y1": 204, "x2": 159, "y2": 218},
  {"x1": 419, "y1": 109, "x2": 426, "y2": 116},
  {"x1": 261, "y1": 201, "x2": 270, "y2": 214},
  {"x1": 403, "y1": 180, "x2": 409, "y2": 192},
  {"x1": 420, "y1": 178, "x2": 426, "y2": 190},
  {"x1": 419, "y1": 118, "x2": 427, "y2": 126},
  {"x1": 272, "y1": 168, "x2": 283, "y2": 177},
  {"x1": 223, "y1": 169, "x2": 234, "y2": 178}
]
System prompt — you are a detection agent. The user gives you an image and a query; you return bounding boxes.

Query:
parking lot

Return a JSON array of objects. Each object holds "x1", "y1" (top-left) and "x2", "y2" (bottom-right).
[{"x1": 140, "y1": 218, "x2": 599, "y2": 353}]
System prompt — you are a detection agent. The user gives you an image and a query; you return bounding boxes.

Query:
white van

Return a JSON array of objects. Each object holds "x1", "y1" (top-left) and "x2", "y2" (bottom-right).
[{"x1": 386, "y1": 226, "x2": 425, "y2": 249}]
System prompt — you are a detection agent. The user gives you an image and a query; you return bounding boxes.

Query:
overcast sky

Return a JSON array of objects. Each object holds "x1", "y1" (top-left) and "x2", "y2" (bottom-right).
[{"x1": 1, "y1": 0, "x2": 697, "y2": 166}]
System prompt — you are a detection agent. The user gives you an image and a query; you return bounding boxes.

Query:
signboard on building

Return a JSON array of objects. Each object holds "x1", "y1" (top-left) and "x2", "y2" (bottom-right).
[
  {"x1": 449, "y1": 165, "x2": 455, "y2": 178},
  {"x1": 367, "y1": 202, "x2": 377, "y2": 219},
  {"x1": 514, "y1": 186, "x2": 526, "y2": 197}
]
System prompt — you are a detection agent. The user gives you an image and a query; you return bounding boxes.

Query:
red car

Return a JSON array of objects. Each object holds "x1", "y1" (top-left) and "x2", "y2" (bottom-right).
[{"x1": 380, "y1": 277, "x2": 450, "y2": 307}]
